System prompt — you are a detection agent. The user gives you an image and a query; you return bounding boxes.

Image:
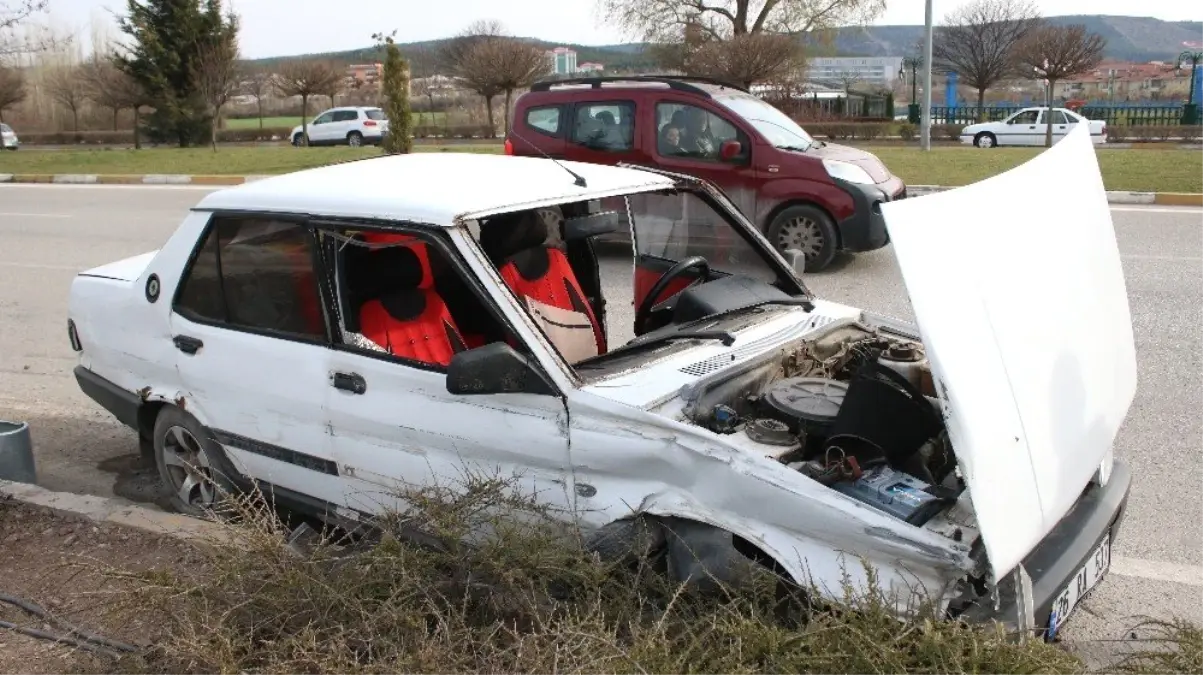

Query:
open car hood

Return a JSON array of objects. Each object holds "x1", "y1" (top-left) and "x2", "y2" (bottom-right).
[{"x1": 880, "y1": 124, "x2": 1137, "y2": 580}]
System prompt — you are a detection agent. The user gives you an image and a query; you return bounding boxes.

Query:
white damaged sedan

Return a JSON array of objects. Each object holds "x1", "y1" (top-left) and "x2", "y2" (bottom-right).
[{"x1": 67, "y1": 123, "x2": 1133, "y2": 639}]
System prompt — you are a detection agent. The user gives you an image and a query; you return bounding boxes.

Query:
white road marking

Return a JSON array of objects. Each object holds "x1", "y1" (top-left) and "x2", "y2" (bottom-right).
[
  {"x1": 1110, "y1": 556, "x2": 1203, "y2": 587},
  {"x1": 1110, "y1": 206, "x2": 1203, "y2": 215},
  {"x1": 0, "y1": 261, "x2": 81, "y2": 271},
  {"x1": 1122, "y1": 254, "x2": 1203, "y2": 261},
  {"x1": 0, "y1": 183, "x2": 218, "y2": 191},
  {"x1": 0, "y1": 211, "x2": 73, "y2": 218}
]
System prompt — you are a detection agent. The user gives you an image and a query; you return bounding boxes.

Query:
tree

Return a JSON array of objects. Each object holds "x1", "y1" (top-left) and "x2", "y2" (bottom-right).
[
  {"x1": 600, "y1": 0, "x2": 884, "y2": 44},
  {"x1": 116, "y1": 0, "x2": 240, "y2": 147},
  {"x1": 681, "y1": 31, "x2": 803, "y2": 88},
  {"x1": 1017, "y1": 23, "x2": 1105, "y2": 147},
  {"x1": 275, "y1": 59, "x2": 342, "y2": 144},
  {"x1": 190, "y1": 15, "x2": 239, "y2": 151},
  {"x1": 0, "y1": 64, "x2": 26, "y2": 123},
  {"x1": 239, "y1": 67, "x2": 274, "y2": 128},
  {"x1": 486, "y1": 36, "x2": 549, "y2": 132},
  {"x1": 1, "y1": 0, "x2": 63, "y2": 58},
  {"x1": 45, "y1": 65, "x2": 86, "y2": 131},
  {"x1": 374, "y1": 32, "x2": 412, "y2": 154},
  {"x1": 932, "y1": 0, "x2": 1040, "y2": 121},
  {"x1": 441, "y1": 21, "x2": 506, "y2": 138}
]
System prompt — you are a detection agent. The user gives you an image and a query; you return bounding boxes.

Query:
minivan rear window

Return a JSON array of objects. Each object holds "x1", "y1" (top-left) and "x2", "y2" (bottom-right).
[
  {"x1": 365, "y1": 109, "x2": 386, "y2": 120},
  {"x1": 525, "y1": 106, "x2": 561, "y2": 136}
]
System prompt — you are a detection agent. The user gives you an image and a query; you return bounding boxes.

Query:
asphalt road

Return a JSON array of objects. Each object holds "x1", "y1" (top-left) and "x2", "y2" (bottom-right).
[{"x1": 0, "y1": 184, "x2": 1199, "y2": 655}]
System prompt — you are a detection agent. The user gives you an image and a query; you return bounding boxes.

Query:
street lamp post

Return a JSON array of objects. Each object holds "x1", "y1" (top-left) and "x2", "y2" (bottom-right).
[
  {"x1": 1176, "y1": 50, "x2": 1202, "y2": 125},
  {"x1": 900, "y1": 57, "x2": 921, "y2": 124},
  {"x1": 920, "y1": 0, "x2": 933, "y2": 151}
]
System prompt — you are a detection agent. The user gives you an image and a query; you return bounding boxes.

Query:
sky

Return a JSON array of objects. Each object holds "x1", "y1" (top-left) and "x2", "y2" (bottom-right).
[{"x1": 32, "y1": 0, "x2": 1203, "y2": 59}]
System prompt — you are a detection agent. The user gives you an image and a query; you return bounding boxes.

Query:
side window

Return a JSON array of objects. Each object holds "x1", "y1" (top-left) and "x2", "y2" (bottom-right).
[
  {"x1": 1052, "y1": 111, "x2": 1070, "y2": 125},
  {"x1": 654, "y1": 102, "x2": 749, "y2": 163},
  {"x1": 365, "y1": 109, "x2": 386, "y2": 121},
  {"x1": 1063, "y1": 112, "x2": 1078, "y2": 124},
  {"x1": 332, "y1": 110, "x2": 358, "y2": 122},
  {"x1": 525, "y1": 105, "x2": 562, "y2": 137},
  {"x1": 313, "y1": 112, "x2": 334, "y2": 125},
  {"x1": 325, "y1": 227, "x2": 522, "y2": 369},
  {"x1": 570, "y1": 101, "x2": 635, "y2": 151},
  {"x1": 1010, "y1": 110, "x2": 1038, "y2": 125},
  {"x1": 175, "y1": 216, "x2": 325, "y2": 339}
]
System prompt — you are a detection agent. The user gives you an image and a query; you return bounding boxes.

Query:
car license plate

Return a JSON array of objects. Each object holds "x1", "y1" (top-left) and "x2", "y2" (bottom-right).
[{"x1": 1047, "y1": 531, "x2": 1111, "y2": 638}]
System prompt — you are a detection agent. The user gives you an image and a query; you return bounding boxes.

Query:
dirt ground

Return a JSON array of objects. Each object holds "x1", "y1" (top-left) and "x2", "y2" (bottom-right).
[{"x1": 0, "y1": 496, "x2": 202, "y2": 674}]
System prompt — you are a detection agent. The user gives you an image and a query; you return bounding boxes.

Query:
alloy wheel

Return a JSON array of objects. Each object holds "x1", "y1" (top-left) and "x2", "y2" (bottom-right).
[
  {"x1": 160, "y1": 425, "x2": 218, "y2": 510},
  {"x1": 776, "y1": 216, "x2": 824, "y2": 260}
]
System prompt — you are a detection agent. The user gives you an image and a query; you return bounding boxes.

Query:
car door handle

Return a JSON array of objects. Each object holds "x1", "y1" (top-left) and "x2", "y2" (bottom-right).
[
  {"x1": 331, "y1": 371, "x2": 366, "y2": 395},
  {"x1": 172, "y1": 334, "x2": 203, "y2": 355}
]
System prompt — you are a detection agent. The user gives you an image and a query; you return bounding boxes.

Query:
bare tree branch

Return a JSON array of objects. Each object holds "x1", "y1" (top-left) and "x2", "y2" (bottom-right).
[
  {"x1": 0, "y1": 62, "x2": 26, "y2": 122},
  {"x1": 599, "y1": 0, "x2": 884, "y2": 43},
  {"x1": 932, "y1": 0, "x2": 1041, "y2": 118},
  {"x1": 45, "y1": 64, "x2": 86, "y2": 131},
  {"x1": 191, "y1": 24, "x2": 240, "y2": 151},
  {"x1": 1017, "y1": 23, "x2": 1106, "y2": 147},
  {"x1": 0, "y1": 0, "x2": 65, "y2": 58},
  {"x1": 441, "y1": 21, "x2": 509, "y2": 138},
  {"x1": 240, "y1": 67, "x2": 275, "y2": 128},
  {"x1": 275, "y1": 59, "x2": 343, "y2": 143},
  {"x1": 685, "y1": 31, "x2": 804, "y2": 88},
  {"x1": 81, "y1": 55, "x2": 143, "y2": 131}
]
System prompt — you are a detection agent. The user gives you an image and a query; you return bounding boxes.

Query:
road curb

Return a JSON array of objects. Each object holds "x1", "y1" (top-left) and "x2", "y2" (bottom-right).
[
  {"x1": 1, "y1": 173, "x2": 1200, "y2": 205},
  {"x1": 0, "y1": 478, "x2": 228, "y2": 542}
]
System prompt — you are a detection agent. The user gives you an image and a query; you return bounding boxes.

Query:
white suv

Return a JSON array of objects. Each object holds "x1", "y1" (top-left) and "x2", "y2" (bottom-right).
[
  {"x1": 290, "y1": 106, "x2": 389, "y2": 147},
  {"x1": 1, "y1": 123, "x2": 18, "y2": 150}
]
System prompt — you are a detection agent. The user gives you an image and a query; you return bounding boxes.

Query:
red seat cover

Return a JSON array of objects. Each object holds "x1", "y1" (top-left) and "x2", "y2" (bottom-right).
[
  {"x1": 357, "y1": 235, "x2": 466, "y2": 366},
  {"x1": 499, "y1": 247, "x2": 606, "y2": 356}
]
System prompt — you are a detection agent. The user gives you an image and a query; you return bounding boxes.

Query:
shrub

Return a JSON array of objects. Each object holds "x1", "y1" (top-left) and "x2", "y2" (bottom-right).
[
  {"x1": 1181, "y1": 124, "x2": 1202, "y2": 143},
  {"x1": 933, "y1": 123, "x2": 965, "y2": 142},
  {"x1": 1107, "y1": 125, "x2": 1128, "y2": 143},
  {"x1": 112, "y1": 474, "x2": 1090, "y2": 675},
  {"x1": 215, "y1": 126, "x2": 294, "y2": 143},
  {"x1": 17, "y1": 130, "x2": 136, "y2": 145},
  {"x1": 898, "y1": 123, "x2": 917, "y2": 141}
]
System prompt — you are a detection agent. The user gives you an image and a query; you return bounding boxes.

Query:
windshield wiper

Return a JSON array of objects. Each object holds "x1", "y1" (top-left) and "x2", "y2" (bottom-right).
[
  {"x1": 778, "y1": 144, "x2": 810, "y2": 152},
  {"x1": 683, "y1": 297, "x2": 815, "y2": 327},
  {"x1": 589, "y1": 330, "x2": 736, "y2": 362}
]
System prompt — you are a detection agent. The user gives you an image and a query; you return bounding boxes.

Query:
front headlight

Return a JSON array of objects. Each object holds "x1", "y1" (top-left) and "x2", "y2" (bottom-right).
[{"x1": 822, "y1": 159, "x2": 875, "y2": 185}]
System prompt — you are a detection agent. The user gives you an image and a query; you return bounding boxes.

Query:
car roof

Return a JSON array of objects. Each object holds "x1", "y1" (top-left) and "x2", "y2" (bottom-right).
[{"x1": 195, "y1": 152, "x2": 676, "y2": 226}]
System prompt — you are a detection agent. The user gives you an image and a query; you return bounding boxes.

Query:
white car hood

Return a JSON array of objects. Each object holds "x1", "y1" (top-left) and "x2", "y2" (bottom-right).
[{"x1": 881, "y1": 123, "x2": 1136, "y2": 579}]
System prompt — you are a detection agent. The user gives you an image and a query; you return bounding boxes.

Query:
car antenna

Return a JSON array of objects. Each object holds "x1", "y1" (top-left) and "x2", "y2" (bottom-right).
[{"x1": 507, "y1": 126, "x2": 587, "y2": 187}]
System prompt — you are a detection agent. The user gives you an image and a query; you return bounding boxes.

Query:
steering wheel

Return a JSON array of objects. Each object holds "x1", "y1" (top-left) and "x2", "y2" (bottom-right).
[{"x1": 634, "y1": 256, "x2": 710, "y2": 335}]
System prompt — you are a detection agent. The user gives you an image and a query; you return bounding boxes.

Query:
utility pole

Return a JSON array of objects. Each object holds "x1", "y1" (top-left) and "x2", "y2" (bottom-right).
[{"x1": 920, "y1": 0, "x2": 934, "y2": 151}]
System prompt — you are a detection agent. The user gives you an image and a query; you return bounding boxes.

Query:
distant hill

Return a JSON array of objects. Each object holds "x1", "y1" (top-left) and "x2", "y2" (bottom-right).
[
  {"x1": 247, "y1": 15, "x2": 1202, "y2": 71},
  {"x1": 831, "y1": 15, "x2": 1203, "y2": 62}
]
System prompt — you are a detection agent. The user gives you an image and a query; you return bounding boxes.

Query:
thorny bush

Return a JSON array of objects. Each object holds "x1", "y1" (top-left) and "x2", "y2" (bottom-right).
[{"x1": 107, "y1": 472, "x2": 1139, "y2": 674}]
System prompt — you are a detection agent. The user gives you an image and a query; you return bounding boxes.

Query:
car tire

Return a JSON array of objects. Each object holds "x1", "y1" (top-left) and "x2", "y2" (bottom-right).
[
  {"x1": 347, "y1": 131, "x2": 363, "y2": 147},
  {"x1": 766, "y1": 204, "x2": 839, "y2": 273},
  {"x1": 152, "y1": 406, "x2": 234, "y2": 517},
  {"x1": 292, "y1": 133, "x2": 306, "y2": 147},
  {"x1": 974, "y1": 132, "x2": 997, "y2": 148}
]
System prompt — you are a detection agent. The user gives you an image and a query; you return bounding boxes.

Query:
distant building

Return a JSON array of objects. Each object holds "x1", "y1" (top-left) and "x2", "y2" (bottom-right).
[
  {"x1": 547, "y1": 47, "x2": 578, "y2": 75},
  {"x1": 577, "y1": 62, "x2": 604, "y2": 73},
  {"x1": 346, "y1": 63, "x2": 383, "y2": 87},
  {"x1": 1054, "y1": 60, "x2": 1190, "y2": 101},
  {"x1": 807, "y1": 56, "x2": 903, "y2": 88}
]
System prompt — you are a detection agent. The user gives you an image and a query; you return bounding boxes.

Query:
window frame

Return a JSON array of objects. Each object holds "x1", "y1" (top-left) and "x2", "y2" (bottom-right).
[
  {"x1": 332, "y1": 110, "x2": 359, "y2": 122},
  {"x1": 524, "y1": 104, "x2": 564, "y2": 138},
  {"x1": 311, "y1": 218, "x2": 537, "y2": 376},
  {"x1": 568, "y1": 99, "x2": 637, "y2": 152},
  {"x1": 652, "y1": 100, "x2": 752, "y2": 166},
  {"x1": 313, "y1": 111, "x2": 335, "y2": 125},
  {"x1": 170, "y1": 210, "x2": 334, "y2": 346}
]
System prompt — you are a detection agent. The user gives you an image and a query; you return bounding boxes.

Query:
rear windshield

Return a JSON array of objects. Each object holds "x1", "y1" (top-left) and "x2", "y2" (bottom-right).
[
  {"x1": 365, "y1": 109, "x2": 386, "y2": 120},
  {"x1": 0, "y1": 123, "x2": 10, "y2": 132},
  {"x1": 715, "y1": 95, "x2": 814, "y2": 151}
]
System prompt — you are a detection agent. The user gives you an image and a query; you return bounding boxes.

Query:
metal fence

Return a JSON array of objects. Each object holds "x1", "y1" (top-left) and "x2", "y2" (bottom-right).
[{"x1": 928, "y1": 104, "x2": 1191, "y2": 126}]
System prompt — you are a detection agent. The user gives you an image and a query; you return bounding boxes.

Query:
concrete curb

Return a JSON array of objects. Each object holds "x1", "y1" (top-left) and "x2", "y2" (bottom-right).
[
  {"x1": 1, "y1": 173, "x2": 1199, "y2": 206},
  {"x1": 1, "y1": 478, "x2": 228, "y2": 542}
]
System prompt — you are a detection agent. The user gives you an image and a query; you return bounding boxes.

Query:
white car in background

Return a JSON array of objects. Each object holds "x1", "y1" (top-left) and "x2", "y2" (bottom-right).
[
  {"x1": 1, "y1": 123, "x2": 17, "y2": 150},
  {"x1": 960, "y1": 107, "x2": 1106, "y2": 148},
  {"x1": 290, "y1": 106, "x2": 389, "y2": 147}
]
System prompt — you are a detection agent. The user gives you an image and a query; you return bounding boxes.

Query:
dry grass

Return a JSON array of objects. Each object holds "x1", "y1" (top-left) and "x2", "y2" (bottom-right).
[{"x1": 104, "y1": 474, "x2": 1089, "y2": 675}]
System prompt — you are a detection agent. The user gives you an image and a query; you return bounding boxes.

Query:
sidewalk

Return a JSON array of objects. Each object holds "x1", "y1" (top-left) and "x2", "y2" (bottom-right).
[{"x1": 2, "y1": 172, "x2": 1199, "y2": 206}]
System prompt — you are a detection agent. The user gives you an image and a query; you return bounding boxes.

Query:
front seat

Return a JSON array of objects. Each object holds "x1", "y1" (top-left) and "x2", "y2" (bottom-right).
[
  {"x1": 480, "y1": 211, "x2": 606, "y2": 362},
  {"x1": 357, "y1": 233, "x2": 467, "y2": 366}
]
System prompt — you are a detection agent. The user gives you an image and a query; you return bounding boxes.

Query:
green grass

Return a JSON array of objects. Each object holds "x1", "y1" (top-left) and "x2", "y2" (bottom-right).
[
  {"x1": 0, "y1": 145, "x2": 1198, "y2": 193},
  {"x1": 225, "y1": 111, "x2": 452, "y2": 130}
]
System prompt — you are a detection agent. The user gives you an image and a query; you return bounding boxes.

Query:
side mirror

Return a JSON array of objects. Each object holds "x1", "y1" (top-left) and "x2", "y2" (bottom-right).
[
  {"x1": 784, "y1": 248, "x2": 806, "y2": 277},
  {"x1": 719, "y1": 139, "x2": 743, "y2": 161},
  {"x1": 446, "y1": 342, "x2": 556, "y2": 396}
]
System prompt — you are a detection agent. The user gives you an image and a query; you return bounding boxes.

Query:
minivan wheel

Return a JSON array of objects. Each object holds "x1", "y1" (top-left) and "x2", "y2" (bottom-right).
[
  {"x1": 766, "y1": 205, "x2": 839, "y2": 273},
  {"x1": 347, "y1": 131, "x2": 363, "y2": 147},
  {"x1": 152, "y1": 406, "x2": 232, "y2": 517},
  {"x1": 974, "y1": 132, "x2": 996, "y2": 148}
]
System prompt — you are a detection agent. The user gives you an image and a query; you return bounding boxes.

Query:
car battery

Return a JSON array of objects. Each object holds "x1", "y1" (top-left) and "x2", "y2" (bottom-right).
[{"x1": 831, "y1": 465, "x2": 944, "y2": 525}]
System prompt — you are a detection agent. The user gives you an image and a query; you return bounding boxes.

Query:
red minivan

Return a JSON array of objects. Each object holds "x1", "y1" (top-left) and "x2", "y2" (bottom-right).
[{"x1": 506, "y1": 76, "x2": 907, "y2": 272}]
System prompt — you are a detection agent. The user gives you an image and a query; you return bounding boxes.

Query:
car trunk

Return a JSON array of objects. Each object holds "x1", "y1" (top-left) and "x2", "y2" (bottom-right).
[{"x1": 880, "y1": 123, "x2": 1136, "y2": 580}]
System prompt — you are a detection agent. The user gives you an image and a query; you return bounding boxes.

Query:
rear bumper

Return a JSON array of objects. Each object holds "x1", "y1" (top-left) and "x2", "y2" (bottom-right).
[
  {"x1": 959, "y1": 460, "x2": 1132, "y2": 638},
  {"x1": 74, "y1": 365, "x2": 141, "y2": 430},
  {"x1": 832, "y1": 176, "x2": 906, "y2": 253}
]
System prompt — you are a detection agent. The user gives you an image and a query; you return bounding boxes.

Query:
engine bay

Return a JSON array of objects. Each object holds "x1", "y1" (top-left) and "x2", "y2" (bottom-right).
[{"x1": 683, "y1": 322, "x2": 965, "y2": 528}]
